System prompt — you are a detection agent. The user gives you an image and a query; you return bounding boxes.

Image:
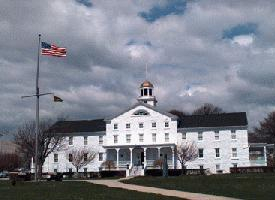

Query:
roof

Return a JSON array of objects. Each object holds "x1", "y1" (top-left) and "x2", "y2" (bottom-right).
[
  {"x1": 140, "y1": 80, "x2": 153, "y2": 88},
  {"x1": 178, "y1": 112, "x2": 247, "y2": 128},
  {"x1": 50, "y1": 119, "x2": 106, "y2": 133}
]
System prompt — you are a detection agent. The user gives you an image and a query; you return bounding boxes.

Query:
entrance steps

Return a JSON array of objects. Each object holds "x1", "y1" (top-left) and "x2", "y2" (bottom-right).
[{"x1": 126, "y1": 166, "x2": 144, "y2": 177}]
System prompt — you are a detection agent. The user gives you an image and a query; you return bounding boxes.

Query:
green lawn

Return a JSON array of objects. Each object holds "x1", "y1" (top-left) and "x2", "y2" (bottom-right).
[
  {"x1": 122, "y1": 173, "x2": 275, "y2": 200},
  {"x1": 0, "y1": 180, "x2": 181, "y2": 200}
]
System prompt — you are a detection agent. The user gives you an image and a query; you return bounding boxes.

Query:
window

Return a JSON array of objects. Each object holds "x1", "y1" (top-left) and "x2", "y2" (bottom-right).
[
  {"x1": 152, "y1": 122, "x2": 156, "y2": 128},
  {"x1": 232, "y1": 148, "x2": 237, "y2": 158},
  {"x1": 165, "y1": 121, "x2": 169, "y2": 127},
  {"x1": 54, "y1": 154, "x2": 58, "y2": 162},
  {"x1": 69, "y1": 154, "x2": 73, "y2": 162},
  {"x1": 134, "y1": 110, "x2": 149, "y2": 115},
  {"x1": 216, "y1": 164, "x2": 220, "y2": 171},
  {"x1": 165, "y1": 133, "x2": 169, "y2": 142},
  {"x1": 84, "y1": 153, "x2": 88, "y2": 161},
  {"x1": 144, "y1": 89, "x2": 148, "y2": 96},
  {"x1": 84, "y1": 168, "x2": 87, "y2": 173},
  {"x1": 152, "y1": 133, "x2": 156, "y2": 142},
  {"x1": 199, "y1": 165, "x2": 204, "y2": 170},
  {"x1": 215, "y1": 131, "x2": 219, "y2": 140},
  {"x1": 126, "y1": 123, "x2": 130, "y2": 129},
  {"x1": 114, "y1": 135, "x2": 118, "y2": 143},
  {"x1": 215, "y1": 148, "x2": 220, "y2": 158},
  {"x1": 139, "y1": 134, "x2": 144, "y2": 142},
  {"x1": 139, "y1": 123, "x2": 144, "y2": 128},
  {"x1": 198, "y1": 132, "x2": 203, "y2": 140},
  {"x1": 182, "y1": 132, "x2": 186, "y2": 140},
  {"x1": 54, "y1": 168, "x2": 57, "y2": 173},
  {"x1": 99, "y1": 153, "x2": 103, "y2": 161},
  {"x1": 231, "y1": 131, "x2": 237, "y2": 140},
  {"x1": 198, "y1": 149, "x2": 204, "y2": 158},
  {"x1": 84, "y1": 136, "x2": 88, "y2": 145},
  {"x1": 69, "y1": 168, "x2": 72, "y2": 173},
  {"x1": 69, "y1": 136, "x2": 73, "y2": 145},
  {"x1": 149, "y1": 88, "x2": 152, "y2": 96},
  {"x1": 114, "y1": 123, "x2": 118, "y2": 130},
  {"x1": 99, "y1": 136, "x2": 103, "y2": 145},
  {"x1": 141, "y1": 89, "x2": 143, "y2": 96},
  {"x1": 126, "y1": 134, "x2": 131, "y2": 143},
  {"x1": 232, "y1": 163, "x2": 238, "y2": 168}
]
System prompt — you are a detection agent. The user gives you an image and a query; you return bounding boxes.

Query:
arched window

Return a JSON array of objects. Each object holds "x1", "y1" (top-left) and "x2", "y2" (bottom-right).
[{"x1": 133, "y1": 109, "x2": 150, "y2": 116}]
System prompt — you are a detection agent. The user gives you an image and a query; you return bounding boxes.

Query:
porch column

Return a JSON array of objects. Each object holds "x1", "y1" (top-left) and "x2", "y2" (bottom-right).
[
  {"x1": 129, "y1": 148, "x2": 133, "y2": 168},
  {"x1": 171, "y1": 146, "x2": 175, "y2": 169},
  {"x1": 144, "y1": 147, "x2": 147, "y2": 168},
  {"x1": 264, "y1": 146, "x2": 267, "y2": 166},
  {"x1": 116, "y1": 148, "x2": 120, "y2": 169},
  {"x1": 157, "y1": 147, "x2": 161, "y2": 159}
]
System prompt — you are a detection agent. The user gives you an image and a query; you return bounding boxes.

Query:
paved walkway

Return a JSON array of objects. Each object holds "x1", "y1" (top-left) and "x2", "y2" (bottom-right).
[{"x1": 86, "y1": 178, "x2": 240, "y2": 200}]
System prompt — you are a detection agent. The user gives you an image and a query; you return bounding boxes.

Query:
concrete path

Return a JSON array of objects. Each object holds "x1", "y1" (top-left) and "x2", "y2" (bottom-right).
[{"x1": 86, "y1": 178, "x2": 240, "y2": 200}]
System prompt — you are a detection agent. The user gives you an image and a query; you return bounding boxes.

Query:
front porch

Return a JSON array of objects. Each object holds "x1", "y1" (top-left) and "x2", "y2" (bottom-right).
[{"x1": 104, "y1": 145, "x2": 176, "y2": 170}]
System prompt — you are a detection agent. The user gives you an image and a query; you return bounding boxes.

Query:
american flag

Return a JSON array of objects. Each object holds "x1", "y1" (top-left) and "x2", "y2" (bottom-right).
[{"x1": 41, "y1": 42, "x2": 66, "y2": 57}]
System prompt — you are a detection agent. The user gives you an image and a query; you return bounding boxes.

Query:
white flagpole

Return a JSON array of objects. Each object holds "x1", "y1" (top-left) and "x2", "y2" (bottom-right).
[{"x1": 35, "y1": 34, "x2": 41, "y2": 182}]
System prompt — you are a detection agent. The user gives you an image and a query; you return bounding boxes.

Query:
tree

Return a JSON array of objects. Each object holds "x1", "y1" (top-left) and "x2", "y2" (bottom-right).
[
  {"x1": 254, "y1": 111, "x2": 275, "y2": 144},
  {"x1": 101, "y1": 160, "x2": 115, "y2": 171},
  {"x1": 169, "y1": 110, "x2": 189, "y2": 118},
  {"x1": 153, "y1": 159, "x2": 163, "y2": 169},
  {"x1": 67, "y1": 148, "x2": 97, "y2": 175},
  {"x1": 14, "y1": 120, "x2": 65, "y2": 178},
  {"x1": 0, "y1": 153, "x2": 20, "y2": 171},
  {"x1": 176, "y1": 142, "x2": 198, "y2": 175},
  {"x1": 193, "y1": 103, "x2": 224, "y2": 115}
]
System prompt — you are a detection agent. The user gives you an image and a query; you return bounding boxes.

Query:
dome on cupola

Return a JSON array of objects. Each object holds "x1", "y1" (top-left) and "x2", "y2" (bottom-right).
[{"x1": 140, "y1": 80, "x2": 153, "y2": 88}]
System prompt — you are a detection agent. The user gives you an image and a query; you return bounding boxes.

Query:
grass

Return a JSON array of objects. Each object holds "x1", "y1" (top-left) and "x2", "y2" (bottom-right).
[
  {"x1": 122, "y1": 173, "x2": 275, "y2": 200},
  {"x1": 0, "y1": 180, "x2": 182, "y2": 200}
]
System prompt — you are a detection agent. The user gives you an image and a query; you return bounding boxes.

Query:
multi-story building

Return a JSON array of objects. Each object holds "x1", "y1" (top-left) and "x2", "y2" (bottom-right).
[{"x1": 41, "y1": 80, "x2": 258, "y2": 175}]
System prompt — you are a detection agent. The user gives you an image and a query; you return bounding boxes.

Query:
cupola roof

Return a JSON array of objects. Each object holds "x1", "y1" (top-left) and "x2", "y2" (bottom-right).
[{"x1": 140, "y1": 80, "x2": 153, "y2": 88}]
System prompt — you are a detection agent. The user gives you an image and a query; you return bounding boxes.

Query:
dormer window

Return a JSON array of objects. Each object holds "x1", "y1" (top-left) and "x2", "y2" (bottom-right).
[
  {"x1": 165, "y1": 122, "x2": 169, "y2": 127},
  {"x1": 134, "y1": 110, "x2": 149, "y2": 116}
]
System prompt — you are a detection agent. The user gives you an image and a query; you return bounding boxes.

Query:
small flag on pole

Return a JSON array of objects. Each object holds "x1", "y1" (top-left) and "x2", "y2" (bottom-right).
[
  {"x1": 41, "y1": 42, "x2": 66, "y2": 57},
  {"x1": 54, "y1": 96, "x2": 63, "y2": 102}
]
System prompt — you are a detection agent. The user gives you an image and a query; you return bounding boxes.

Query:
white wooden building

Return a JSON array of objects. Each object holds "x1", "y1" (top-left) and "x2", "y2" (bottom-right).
[{"x1": 41, "y1": 80, "x2": 261, "y2": 175}]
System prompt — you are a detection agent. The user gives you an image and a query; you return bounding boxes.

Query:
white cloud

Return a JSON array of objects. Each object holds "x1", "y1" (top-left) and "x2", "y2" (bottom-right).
[
  {"x1": 1, "y1": 0, "x2": 275, "y2": 132},
  {"x1": 232, "y1": 35, "x2": 254, "y2": 46}
]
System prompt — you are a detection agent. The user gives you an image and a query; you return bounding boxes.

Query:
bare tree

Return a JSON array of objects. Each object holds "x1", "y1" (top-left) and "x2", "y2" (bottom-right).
[
  {"x1": 254, "y1": 111, "x2": 275, "y2": 144},
  {"x1": 193, "y1": 103, "x2": 223, "y2": 115},
  {"x1": 176, "y1": 142, "x2": 198, "y2": 175},
  {"x1": 14, "y1": 120, "x2": 65, "y2": 177},
  {"x1": 153, "y1": 159, "x2": 163, "y2": 169},
  {"x1": 67, "y1": 148, "x2": 97, "y2": 175},
  {"x1": 101, "y1": 160, "x2": 115, "y2": 171},
  {"x1": 169, "y1": 110, "x2": 189, "y2": 118},
  {"x1": 0, "y1": 153, "x2": 20, "y2": 171}
]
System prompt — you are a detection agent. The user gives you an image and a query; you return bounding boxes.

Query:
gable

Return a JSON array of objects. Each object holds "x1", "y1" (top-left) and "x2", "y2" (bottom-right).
[{"x1": 107, "y1": 102, "x2": 177, "y2": 122}]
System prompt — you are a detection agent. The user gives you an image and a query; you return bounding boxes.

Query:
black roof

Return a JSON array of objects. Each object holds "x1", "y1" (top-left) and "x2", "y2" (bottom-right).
[
  {"x1": 178, "y1": 112, "x2": 247, "y2": 128},
  {"x1": 50, "y1": 119, "x2": 106, "y2": 133}
]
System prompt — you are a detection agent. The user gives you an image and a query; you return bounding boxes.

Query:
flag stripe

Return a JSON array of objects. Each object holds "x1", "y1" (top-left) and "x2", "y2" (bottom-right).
[{"x1": 41, "y1": 42, "x2": 66, "y2": 57}]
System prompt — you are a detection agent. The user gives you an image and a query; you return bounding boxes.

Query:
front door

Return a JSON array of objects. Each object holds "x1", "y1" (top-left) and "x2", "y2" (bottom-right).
[{"x1": 141, "y1": 152, "x2": 144, "y2": 165}]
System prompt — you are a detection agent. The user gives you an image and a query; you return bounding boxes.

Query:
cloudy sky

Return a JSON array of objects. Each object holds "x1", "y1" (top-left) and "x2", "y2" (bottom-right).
[{"x1": 1, "y1": 0, "x2": 275, "y2": 134}]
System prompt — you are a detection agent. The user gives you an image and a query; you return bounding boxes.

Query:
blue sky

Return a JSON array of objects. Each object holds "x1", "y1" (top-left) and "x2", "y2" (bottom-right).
[
  {"x1": 139, "y1": 0, "x2": 187, "y2": 22},
  {"x1": 222, "y1": 23, "x2": 258, "y2": 39}
]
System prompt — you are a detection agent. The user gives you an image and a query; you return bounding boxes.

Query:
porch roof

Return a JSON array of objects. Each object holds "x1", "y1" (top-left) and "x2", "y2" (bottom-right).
[{"x1": 103, "y1": 143, "x2": 176, "y2": 149}]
